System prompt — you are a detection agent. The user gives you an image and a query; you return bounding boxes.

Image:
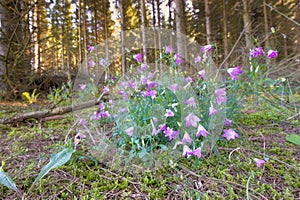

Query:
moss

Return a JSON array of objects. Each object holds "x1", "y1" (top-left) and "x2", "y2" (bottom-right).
[{"x1": 0, "y1": 100, "x2": 299, "y2": 199}]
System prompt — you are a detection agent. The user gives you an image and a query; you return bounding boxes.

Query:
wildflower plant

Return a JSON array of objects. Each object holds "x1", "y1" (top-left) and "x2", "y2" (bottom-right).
[
  {"x1": 72, "y1": 28, "x2": 242, "y2": 172},
  {"x1": 247, "y1": 46, "x2": 278, "y2": 103}
]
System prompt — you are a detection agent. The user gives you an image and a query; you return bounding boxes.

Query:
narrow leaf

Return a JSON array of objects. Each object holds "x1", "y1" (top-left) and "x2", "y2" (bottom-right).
[
  {"x1": 286, "y1": 134, "x2": 300, "y2": 146},
  {"x1": 0, "y1": 171, "x2": 19, "y2": 193},
  {"x1": 33, "y1": 148, "x2": 75, "y2": 185}
]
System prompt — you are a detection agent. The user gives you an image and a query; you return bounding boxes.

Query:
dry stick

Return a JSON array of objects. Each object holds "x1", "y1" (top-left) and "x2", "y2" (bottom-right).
[
  {"x1": 85, "y1": 162, "x2": 141, "y2": 185},
  {"x1": 215, "y1": 27, "x2": 247, "y2": 82},
  {"x1": 286, "y1": 112, "x2": 300, "y2": 121},
  {"x1": 228, "y1": 147, "x2": 241, "y2": 162},
  {"x1": 264, "y1": 3, "x2": 300, "y2": 27},
  {"x1": 177, "y1": 165, "x2": 268, "y2": 200},
  {"x1": 219, "y1": 147, "x2": 300, "y2": 172},
  {"x1": 0, "y1": 92, "x2": 108, "y2": 125},
  {"x1": 64, "y1": 118, "x2": 79, "y2": 144},
  {"x1": 287, "y1": 79, "x2": 298, "y2": 113},
  {"x1": 219, "y1": 27, "x2": 246, "y2": 69},
  {"x1": 82, "y1": 123, "x2": 96, "y2": 145}
]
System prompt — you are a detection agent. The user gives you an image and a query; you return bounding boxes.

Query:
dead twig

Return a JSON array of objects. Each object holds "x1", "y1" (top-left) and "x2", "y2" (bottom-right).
[{"x1": 177, "y1": 165, "x2": 268, "y2": 200}]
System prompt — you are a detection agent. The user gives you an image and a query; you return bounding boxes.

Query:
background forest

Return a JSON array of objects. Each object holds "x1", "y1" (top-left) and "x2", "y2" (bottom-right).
[{"x1": 0, "y1": 0, "x2": 299, "y2": 97}]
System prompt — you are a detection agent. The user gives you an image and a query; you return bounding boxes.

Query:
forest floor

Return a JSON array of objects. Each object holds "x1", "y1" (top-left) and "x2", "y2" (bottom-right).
[{"x1": 0, "y1": 99, "x2": 299, "y2": 200}]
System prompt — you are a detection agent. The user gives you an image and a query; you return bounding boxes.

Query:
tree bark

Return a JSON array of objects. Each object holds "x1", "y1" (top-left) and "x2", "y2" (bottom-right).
[
  {"x1": 119, "y1": 0, "x2": 126, "y2": 75},
  {"x1": 0, "y1": 0, "x2": 31, "y2": 93},
  {"x1": 151, "y1": 0, "x2": 157, "y2": 70},
  {"x1": 204, "y1": 0, "x2": 212, "y2": 44},
  {"x1": 175, "y1": 0, "x2": 187, "y2": 71},
  {"x1": 0, "y1": 2, "x2": 8, "y2": 91},
  {"x1": 296, "y1": 0, "x2": 300, "y2": 55},
  {"x1": 263, "y1": 0, "x2": 270, "y2": 48},
  {"x1": 222, "y1": 0, "x2": 228, "y2": 66},
  {"x1": 32, "y1": 0, "x2": 40, "y2": 71},
  {"x1": 140, "y1": 0, "x2": 147, "y2": 63},
  {"x1": 168, "y1": 0, "x2": 173, "y2": 45},
  {"x1": 242, "y1": 0, "x2": 252, "y2": 51},
  {"x1": 156, "y1": 0, "x2": 162, "y2": 72},
  {"x1": 83, "y1": 0, "x2": 88, "y2": 74},
  {"x1": 0, "y1": 99, "x2": 106, "y2": 125}
]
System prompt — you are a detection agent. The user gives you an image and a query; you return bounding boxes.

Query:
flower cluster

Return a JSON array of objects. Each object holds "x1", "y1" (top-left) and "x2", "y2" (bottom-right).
[
  {"x1": 250, "y1": 47, "x2": 278, "y2": 59},
  {"x1": 105, "y1": 45, "x2": 243, "y2": 161},
  {"x1": 80, "y1": 43, "x2": 250, "y2": 165}
]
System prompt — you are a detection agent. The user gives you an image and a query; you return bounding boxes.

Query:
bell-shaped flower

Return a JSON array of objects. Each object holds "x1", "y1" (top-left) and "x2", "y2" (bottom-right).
[
  {"x1": 254, "y1": 158, "x2": 266, "y2": 168},
  {"x1": 182, "y1": 145, "x2": 193, "y2": 158},
  {"x1": 87, "y1": 45, "x2": 94, "y2": 52},
  {"x1": 227, "y1": 66, "x2": 243, "y2": 80},
  {"x1": 133, "y1": 53, "x2": 143, "y2": 62},
  {"x1": 198, "y1": 70, "x2": 206, "y2": 80},
  {"x1": 164, "y1": 127, "x2": 179, "y2": 141},
  {"x1": 196, "y1": 124, "x2": 207, "y2": 137},
  {"x1": 190, "y1": 147, "x2": 202, "y2": 159},
  {"x1": 165, "y1": 45, "x2": 174, "y2": 53},
  {"x1": 200, "y1": 44, "x2": 213, "y2": 54},
  {"x1": 144, "y1": 89, "x2": 157, "y2": 99},
  {"x1": 125, "y1": 127, "x2": 134, "y2": 137},
  {"x1": 184, "y1": 113, "x2": 200, "y2": 128},
  {"x1": 182, "y1": 132, "x2": 193, "y2": 144},
  {"x1": 209, "y1": 107, "x2": 219, "y2": 116},
  {"x1": 79, "y1": 84, "x2": 86, "y2": 90},
  {"x1": 223, "y1": 128, "x2": 239, "y2": 141},
  {"x1": 169, "y1": 84, "x2": 178, "y2": 93},
  {"x1": 267, "y1": 50, "x2": 278, "y2": 59},
  {"x1": 174, "y1": 53, "x2": 183, "y2": 65},
  {"x1": 224, "y1": 118, "x2": 232, "y2": 126},
  {"x1": 194, "y1": 56, "x2": 202, "y2": 63},
  {"x1": 250, "y1": 47, "x2": 264, "y2": 58},
  {"x1": 185, "y1": 97, "x2": 197, "y2": 108},
  {"x1": 215, "y1": 88, "x2": 226, "y2": 105},
  {"x1": 165, "y1": 109, "x2": 175, "y2": 118}
]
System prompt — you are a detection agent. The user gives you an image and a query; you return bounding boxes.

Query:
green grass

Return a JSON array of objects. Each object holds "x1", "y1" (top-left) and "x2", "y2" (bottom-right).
[{"x1": 0, "y1": 100, "x2": 299, "y2": 199}]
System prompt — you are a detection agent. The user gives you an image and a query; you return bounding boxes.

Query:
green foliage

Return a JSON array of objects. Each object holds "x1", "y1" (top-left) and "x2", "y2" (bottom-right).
[
  {"x1": 0, "y1": 148, "x2": 75, "y2": 199},
  {"x1": 0, "y1": 162, "x2": 20, "y2": 195},
  {"x1": 32, "y1": 148, "x2": 75, "y2": 185},
  {"x1": 22, "y1": 89, "x2": 40, "y2": 104},
  {"x1": 47, "y1": 81, "x2": 73, "y2": 105},
  {"x1": 286, "y1": 134, "x2": 300, "y2": 146}
]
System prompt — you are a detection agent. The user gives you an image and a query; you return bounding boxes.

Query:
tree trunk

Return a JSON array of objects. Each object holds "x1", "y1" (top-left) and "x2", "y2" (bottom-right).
[
  {"x1": 263, "y1": 0, "x2": 270, "y2": 49},
  {"x1": 156, "y1": 0, "x2": 162, "y2": 72},
  {"x1": 204, "y1": 0, "x2": 212, "y2": 44},
  {"x1": 83, "y1": 0, "x2": 88, "y2": 74},
  {"x1": 78, "y1": 0, "x2": 82, "y2": 69},
  {"x1": 0, "y1": 0, "x2": 31, "y2": 94},
  {"x1": 120, "y1": 0, "x2": 126, "y2": 75},
  {"x1": 151, "y1": 0, "x2": 157, "y2": 71},
  {"x1": 0, "y1": 2, "x2": 7, "y2": 91},
  {"x1": 32, "y1": 0, "x2": 40, "y2": 71},
  {"x1": 242, "y1": 0, "x2": 252, "y2": 51},
  {"x1": 104, "y1": 0, "x2": 110, "y2": 82},
  {"x1": 222, "y1": 0, "x2": 228, "y2": 67},
  {"x1": 296, "y1": 0, "x2": 300, "y2": 56},
  {"x1": 168, "y1": 0, "x2": 173, "y2": 47},
  {"x1": 175, "y1": 0, "x2": 187, "y2": 71},
  {"x1": 140, "y1": 0, "x2": 147, "y2": 63}
]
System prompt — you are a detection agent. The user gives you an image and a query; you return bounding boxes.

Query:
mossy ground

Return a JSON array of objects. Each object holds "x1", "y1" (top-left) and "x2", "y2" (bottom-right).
[{"x1": 0, "y1": 99, "x2": 299, "y2": 199}]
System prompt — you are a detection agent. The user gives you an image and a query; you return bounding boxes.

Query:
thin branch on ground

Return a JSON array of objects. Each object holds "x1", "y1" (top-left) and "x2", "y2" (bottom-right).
[{"x1": 177, "y1": 164, "x2": 268, "y2": 200}]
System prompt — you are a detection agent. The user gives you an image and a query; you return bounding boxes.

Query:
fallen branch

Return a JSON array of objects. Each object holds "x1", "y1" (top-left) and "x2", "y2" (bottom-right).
[{"x1": 0, "y1": 99, "x2": 100, "y2": 125}]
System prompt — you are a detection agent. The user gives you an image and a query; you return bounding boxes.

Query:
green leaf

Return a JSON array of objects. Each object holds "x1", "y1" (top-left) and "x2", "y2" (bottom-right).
[
  {"x1": 159, "y1": 144, "x2": 168, "y2": 151},
  {"x1": 0, "y1": 171, "x2": 19, "y2": 193},
  {"x1": 138, "y1": 148, "x2": 147, "y2": 159},
  {"x1": 286, "y1": 134, "x2": 300, "y2": 146},
  {"x1": 33, "y1": 148, "x2": 75, "y2": 185}
]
